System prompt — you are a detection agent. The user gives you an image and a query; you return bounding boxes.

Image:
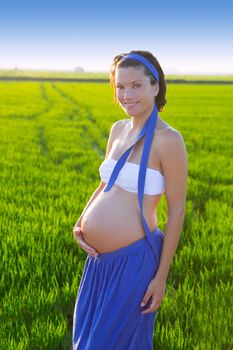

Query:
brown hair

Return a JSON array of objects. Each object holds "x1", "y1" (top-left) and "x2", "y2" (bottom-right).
[{"x1": 110, "y1": 50, "x2": 167, "y2": 112}]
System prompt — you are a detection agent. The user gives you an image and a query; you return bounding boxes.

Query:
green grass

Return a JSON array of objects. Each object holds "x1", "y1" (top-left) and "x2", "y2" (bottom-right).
[{"x1": 0, "y1": 81, "x2": 232, "y2": 349}]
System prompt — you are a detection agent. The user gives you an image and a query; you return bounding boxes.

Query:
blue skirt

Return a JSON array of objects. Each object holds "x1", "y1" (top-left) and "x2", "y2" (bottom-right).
[{"x1": 72, "y1": 227, "x2": 164, "y2": 350}]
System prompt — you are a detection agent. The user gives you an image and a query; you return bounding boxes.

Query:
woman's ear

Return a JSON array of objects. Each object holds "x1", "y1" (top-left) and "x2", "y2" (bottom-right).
[{"x1": 153, "y1": 82, "x2": 159, "y2": 97}]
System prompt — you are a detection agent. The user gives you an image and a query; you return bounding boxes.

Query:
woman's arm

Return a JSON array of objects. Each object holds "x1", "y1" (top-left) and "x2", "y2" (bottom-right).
[
  {"x1": 156, "y1": 129, "x2": 188, "y2": 281},
  {"x1": 141, "y1": 129, "x2": 188, "y2": 314}
]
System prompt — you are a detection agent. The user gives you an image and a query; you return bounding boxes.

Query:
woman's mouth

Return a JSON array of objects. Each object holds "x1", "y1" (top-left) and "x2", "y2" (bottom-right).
[{"x1": 124, "y1": 102, "x2": 139, "y2": 107}]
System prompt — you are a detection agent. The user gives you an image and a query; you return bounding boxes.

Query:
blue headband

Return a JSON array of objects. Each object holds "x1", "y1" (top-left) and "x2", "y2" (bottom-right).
[{"x1": 120, "y1": 53, "x2": 160, "y2": 83}]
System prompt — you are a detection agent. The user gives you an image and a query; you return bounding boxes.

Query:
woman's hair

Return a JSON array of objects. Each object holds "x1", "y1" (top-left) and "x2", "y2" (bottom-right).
[{"x1": 110, "y1": 50, "x2": 167, "y2": 112}]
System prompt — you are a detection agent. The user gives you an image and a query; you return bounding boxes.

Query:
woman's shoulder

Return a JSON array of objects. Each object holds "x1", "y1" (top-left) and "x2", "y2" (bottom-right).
[
  {"x1": 113, "y1": 118, "x2": 129, "y2": 127},
  {"x1": 153, "y1": 122, "x2": 186, "y2": 156},
  {"x1": 155, "y1": 121, "x2": 184, "y2": 141},
  {"x1": 110, "y1": 118, "x2": 129, "y2": 134}
]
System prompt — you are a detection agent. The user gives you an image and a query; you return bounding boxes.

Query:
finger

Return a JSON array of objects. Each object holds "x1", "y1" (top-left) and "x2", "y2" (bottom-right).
[
  {"x1": 73, "y1": 229, "x2": 98, "y2": 253},
  {"x1": 78, "y1": 238, "x2": 98, "y2": 253},
  {"x1": 73, "y1": 227, "x2": 82, "y2": 237},
  {"x1": 74, "y1": 232, "x2": 83, "y2": 240},
  {"x1": 140, "y1": 289, "x2": 153, "y2": 307},
  {"x1": 77, "y1": 238, "x2": 99, "y2": 256},
  {"x1": 78, "y1": 242, "x2": 98, "y2": 256},
  {"x1": 83, "y1": 248, "x2": 98, "y2": 256},
  {"x1": 73, "y1": 227, "x2": 99, "y2": 256},
  {"x1": 141, "y1": 299, "x2": 160, "y2": 314}
]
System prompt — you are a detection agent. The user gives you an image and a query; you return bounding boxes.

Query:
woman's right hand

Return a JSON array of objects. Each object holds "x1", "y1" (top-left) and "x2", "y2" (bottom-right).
[{"x1": 73, "y1": 226, "x2": 99, "y2": 257}]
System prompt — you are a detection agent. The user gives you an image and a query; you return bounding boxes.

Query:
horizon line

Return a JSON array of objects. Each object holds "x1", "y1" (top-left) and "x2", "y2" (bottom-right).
[{"x1": 0, "y1": 67, "x2": 232, "y2": 76}]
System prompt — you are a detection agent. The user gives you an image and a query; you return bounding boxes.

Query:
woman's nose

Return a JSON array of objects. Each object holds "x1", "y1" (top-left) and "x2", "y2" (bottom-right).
[{"x1": 123, "y1": 88, "x2": 133, "y2": 99}]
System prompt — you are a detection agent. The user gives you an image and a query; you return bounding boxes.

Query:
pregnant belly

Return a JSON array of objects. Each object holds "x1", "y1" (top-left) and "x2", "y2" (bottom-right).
[{"x1": 80, "y1": 187, "x2": 158, "y2": 253}]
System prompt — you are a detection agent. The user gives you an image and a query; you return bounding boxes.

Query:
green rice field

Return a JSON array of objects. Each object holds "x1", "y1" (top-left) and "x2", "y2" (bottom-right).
[{"x1": 0, "y1": 79, "x2": 232, "y2": 349}]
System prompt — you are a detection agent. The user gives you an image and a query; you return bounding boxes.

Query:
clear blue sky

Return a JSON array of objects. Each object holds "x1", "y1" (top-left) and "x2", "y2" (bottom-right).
[{"x1": 0, "y1": 0, "x2": 232, "y2": 74}]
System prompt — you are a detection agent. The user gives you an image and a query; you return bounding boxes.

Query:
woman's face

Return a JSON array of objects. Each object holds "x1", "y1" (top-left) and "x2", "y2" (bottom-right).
[{"x1": 115, "y1": 66, "x2": 159, "y2": 118}]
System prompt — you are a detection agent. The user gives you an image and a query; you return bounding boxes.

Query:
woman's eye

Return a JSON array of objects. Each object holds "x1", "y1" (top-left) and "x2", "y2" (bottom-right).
[{"x1": 116, "y1": 84, "x2": 141, "y2": 89}]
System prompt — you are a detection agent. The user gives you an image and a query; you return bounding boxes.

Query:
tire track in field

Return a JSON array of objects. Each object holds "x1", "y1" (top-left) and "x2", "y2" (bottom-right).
[
  {"x1": 81, "y1": 119, "x2": 105, "y2": 157},
  {"x1": 51, "y1": 83, "x2": 80, "y2": 121},
  {"x1": 51, "y1": 83, "x2": 105, "y2": 157},
  {"x1": 36, "y1": 84, "x2": 54, "y2": 158},
  {"x1": 24, "y1": 83, "x2": 54, "y2": 120},
  {"x1": 40, "y1": 83, "x2": 54, "y2": 109},
  {"x1": 65, "y1": 84, "x2": 109, "y2": 157},
  {"x1": 0, "y1": 83, "x2": 53, "y2": 121},
  {"x1": 37, "y1": 125, "x2": 49, "y2": 157}
]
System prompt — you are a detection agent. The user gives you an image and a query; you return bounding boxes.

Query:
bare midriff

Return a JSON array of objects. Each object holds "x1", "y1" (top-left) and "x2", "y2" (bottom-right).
[{"x1": 81, "y1": 184, "x2": 162, "y2": 253}]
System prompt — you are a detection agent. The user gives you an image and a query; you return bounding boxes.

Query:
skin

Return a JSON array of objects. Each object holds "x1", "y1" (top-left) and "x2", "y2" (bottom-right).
[{"x1": 73, "y1": 65, "x2": 188, "y2": 314}]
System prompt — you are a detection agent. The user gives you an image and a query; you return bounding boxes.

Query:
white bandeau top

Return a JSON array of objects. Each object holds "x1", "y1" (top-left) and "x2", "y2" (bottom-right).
[{"x1": 99, "y1": 157, "x2": 165, "y2": 195}]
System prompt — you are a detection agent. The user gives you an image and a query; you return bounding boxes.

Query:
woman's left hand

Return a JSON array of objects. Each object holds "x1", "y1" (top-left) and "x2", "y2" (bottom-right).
[{"x1": 140, "y1": 276, "x2": 166, "y2": 314}]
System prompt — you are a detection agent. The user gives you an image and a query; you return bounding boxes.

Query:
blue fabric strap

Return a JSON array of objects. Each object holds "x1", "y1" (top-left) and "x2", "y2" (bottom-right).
[
  {"x1": 120, "y1": 53, "x2": 160, "y2": 83},
  {"x1": 104, "y1": 105, "x2": 159, "y2": 256},
  {"x1": 104, "y1": 115, "x2": 151, "y2": 192}
]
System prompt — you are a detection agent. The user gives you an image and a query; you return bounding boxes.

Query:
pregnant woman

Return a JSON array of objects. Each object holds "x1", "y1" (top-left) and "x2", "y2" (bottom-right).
[{"x1": 72, "y1": 50, "x2": 188, "y2": 349}]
